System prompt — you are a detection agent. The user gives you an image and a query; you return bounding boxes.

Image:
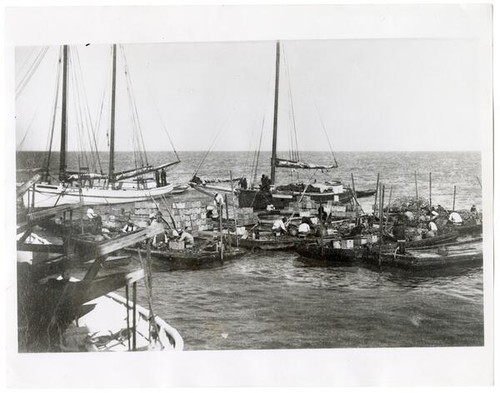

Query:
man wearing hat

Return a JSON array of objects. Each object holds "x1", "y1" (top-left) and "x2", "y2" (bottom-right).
[
  {"x1": 149, "y1": 212, "x2": 166, "y2": 247},
  {"x1": 86, "y1": 208, "x2": 102, "y2": 235}
]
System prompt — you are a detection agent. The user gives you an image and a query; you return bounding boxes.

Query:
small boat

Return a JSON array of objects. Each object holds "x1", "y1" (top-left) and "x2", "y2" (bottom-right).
[
  {"x1": 77, "y1": 291, "x2": 183, "y2": 351},
  {"x1": 128, "y1": 245, "x2": 246, "y2": 271},
  {"x1": 229, "y1": 233, "x2": 302, "y2": 251},
  {"x1": 171, "y1": 184, "x2": 190, "y2": 195},
  {"x1": 228, "y1": 232, "x2": 337, "y2": 251},
  {"x1": 454, "y1": 223, "x2": 483, "y2": 236},
  {"x1": 363, "y1": 240, "x2": 483, "y2": 271},
  {"x1": 381, "y1": 231, "x2": 459, "y2": 252},
  {"x1": 355, "y1": 189, "x2": 377, "y2": 198},
  {"x1": 296, "y1": 242, "x2": 366, "y2": 266}
]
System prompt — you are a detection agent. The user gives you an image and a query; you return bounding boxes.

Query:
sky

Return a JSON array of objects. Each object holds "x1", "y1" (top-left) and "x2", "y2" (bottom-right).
[{"x1": 15, "y1": 38, "x2": 490, "y2": 152}]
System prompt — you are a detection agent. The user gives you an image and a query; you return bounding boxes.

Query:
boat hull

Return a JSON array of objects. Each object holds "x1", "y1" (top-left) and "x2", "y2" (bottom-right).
[
  {"x1": 381, "y1": 231, "x2": 459, "y2": 252},
  {"x1": 129, "y1": 247, "x2": 246, "y2": 271},
  {"x1": 229, "y1": 234, "x2": 335, "y2": 251},
  {"x1": 237, "y1": 189, "x2": 352, "y2": 210},
  {"x1": 23, "y1": 183, "x2": 175, "y2": 208},
  {"x1": 78, "y1": 291, "x2": 184, "y2": 351},
  {"x1": 296, "y1": 244, "x2": 365, "y2": 266},
  {"x1": 364, "y1": 241, "x2": 483, "y2": 271}
]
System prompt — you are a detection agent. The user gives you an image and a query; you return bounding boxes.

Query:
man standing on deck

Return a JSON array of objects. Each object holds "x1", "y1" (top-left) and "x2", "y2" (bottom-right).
[
  {"x1": 160, "y1": 168, "x2": 167, "y2": 187},
  {"x1": 155, "y1": 170, "x2": 160, "y2": 187}
]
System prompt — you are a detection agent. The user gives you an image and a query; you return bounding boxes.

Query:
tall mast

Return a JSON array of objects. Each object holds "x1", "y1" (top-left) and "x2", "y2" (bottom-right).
[
  {"x1": 108, "y1": 44, "x2": 117, "y2": 183},
  {"x1": 58, "y1": 45, "x2": 69, "y2": 181},
  {"x1": 270, "y1": 40, "x2": 280, "y2": 185}
]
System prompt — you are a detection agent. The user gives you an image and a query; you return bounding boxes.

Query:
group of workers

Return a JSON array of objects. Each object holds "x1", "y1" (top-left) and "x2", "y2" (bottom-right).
[
  {"x1": 271, "y1": 216, "x2": 314, "y2": 237},
  {"x1": 120, "y1": 211, "x2": 194, "y2": 249}
]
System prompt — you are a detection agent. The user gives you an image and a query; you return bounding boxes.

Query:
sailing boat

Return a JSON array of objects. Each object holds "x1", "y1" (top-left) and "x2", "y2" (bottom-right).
[
  {"x1": 237, "y1": 41, "x2": 350, "y2": 210},
  {"x1": 20, "y1": 44, "x2": 180, "y2": 208}
]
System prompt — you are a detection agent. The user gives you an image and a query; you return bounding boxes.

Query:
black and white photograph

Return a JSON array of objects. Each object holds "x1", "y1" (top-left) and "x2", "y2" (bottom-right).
[{"x1": 4, "y1": 3, "x2": 494, "y2": 388}]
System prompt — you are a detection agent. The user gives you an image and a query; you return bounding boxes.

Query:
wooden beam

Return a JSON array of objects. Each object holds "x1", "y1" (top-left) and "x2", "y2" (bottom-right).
[
  {"x1": 17, "y1": 242, "x2": 65, "y2": 254},
  {"x1": 16, "y1": 173, "x2": 42, "y2": 198},
  {"x1": 27, "y1": 202, "x2": 82, "y2": 222},
  {"x1": 78, "y1": 226, "x2": 165, "y2": 261}
]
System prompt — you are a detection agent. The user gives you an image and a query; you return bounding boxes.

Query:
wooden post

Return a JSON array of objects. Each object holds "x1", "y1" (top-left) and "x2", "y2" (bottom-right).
[
  {"x1": 385, "y1": 186, "x2": 393, "y2": 226},
  {"x1": 429, "y1": 172, "x2": 432, "y2": 209},
  {"x1": 374, "y1": 173, "x2": 380, "y2": 215},
  {"x1": 132, "y1": 282, "x2": 137, "y2": 351},
  {"x1": 230, "y1": 171, "x2": 239, "y2": 247},
  {"x1": 414, "y1": 171, "x2": 418, "y2": 199},
  {"x1": 125, "y1": 285, "x2": 131, "y2": 351},
  {"x1": 224, "y1": 194, "x2": 231, "y2": 251},
  {"x1": 378, "y1": 183, "x2": 385, "y2": 268},
  {"x1": 79, "y1": 186, "x2": 84, "y2": 235},
  {"x1": 350, "y1": 173, "x2": 359, "y2": 214},
  {"x1": 219, "y1": 204, "x2": 224, "y2": 261},
  {"x1": 453, "y1": 185, "x2": 457, "y2": 211}
]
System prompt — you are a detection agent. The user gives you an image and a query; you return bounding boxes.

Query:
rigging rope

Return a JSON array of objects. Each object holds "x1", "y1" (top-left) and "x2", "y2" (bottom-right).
[
  {"x1": 16, "y1": 46, "x2": 49, "y2": 99},
  {"x1": 17, "y1": 100, "x2": 42, "y2": 152},
  {"x1": 250, "y1": 66, "x2": 274, "y2": 187},
  {"x1": 282, "y1": 46, "x2": 300, "y2": 163},
  {"x1": 120, "y1": 45, "x2": 149, "y2": 168},
  {"x1": 149, "y1": 91, "x2": 180, "y2": 162},
  {"x1": 192, "y1": 110, "x2": 235, "y2": 178},
  {"x1": 313, "y1": 96, "x2": 338, "y2": 168},
  {"x1": 74, "y1": 47, "x2": 104, "y2": 174},
  {"x1": 68, "y1": 47, "x2": 91, "y2": 173}
]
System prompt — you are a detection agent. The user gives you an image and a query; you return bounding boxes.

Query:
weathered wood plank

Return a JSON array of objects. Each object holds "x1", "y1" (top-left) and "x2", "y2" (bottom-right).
[
  {"x1": 27, "y1": 203, "x2": 82, "y2": 222},
  {"x1": 17, "y1": 242, "x2": 65, "y2": 254},
  {"x1": 16, "y1": 173, "x2": 42, "y2": 198},
  {"x1": 73, "y1": 226, "x2": 165, "y2": 263}
]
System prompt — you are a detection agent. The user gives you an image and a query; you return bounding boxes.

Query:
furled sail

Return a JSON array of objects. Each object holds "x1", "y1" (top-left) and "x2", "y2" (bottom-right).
[{"x1": 274, "y1": 158, "x2": 338, "y2": 170}]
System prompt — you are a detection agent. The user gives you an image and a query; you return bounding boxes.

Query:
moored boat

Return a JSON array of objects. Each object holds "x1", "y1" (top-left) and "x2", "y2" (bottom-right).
[
  {"x1": 381, "y1": 231, "x2": 459, "y2": 252},
  {"x1": 363, "y1": 240, "x2": 483, "y2": 271},
  {"x1": 128, "y1": 245, "x2": 246, "y2": 271},
  {"x1": 17, "y1": 44, "x2": 180, "y2": 209}
]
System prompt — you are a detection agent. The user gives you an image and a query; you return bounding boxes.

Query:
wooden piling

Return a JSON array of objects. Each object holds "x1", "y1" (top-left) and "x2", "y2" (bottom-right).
[
  {"x1": 414, "y1": 171, "x2": 418, "y2": 199},
  {"x1": 378, "y1": 183, "x2": 385, "y2": 268},
  {"x1": 453, "y1": 185, "x2": 457, "y2": 211},
  {"x1": 132, "y1": 282, "x2": 137, "y2": 351},
  {"x1": 374, "y1": 173, "x2": 380, "y2": 214},
  {"x1": 429, "y1": 172, "x2": 432, "y2": 208},
  {"x1": 230, "y1": 171, "x2": 239, "y2": 247}
]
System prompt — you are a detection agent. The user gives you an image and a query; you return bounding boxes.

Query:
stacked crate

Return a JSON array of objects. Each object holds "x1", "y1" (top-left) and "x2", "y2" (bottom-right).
[
  {"x1": 171, "y1": 200, "x2": 210, "y2": 235},
  {"x1": 226, "y1": 207, "x2": 257, "y2": 226},
  {"x1": 91, "y1": 203, "x2": 136, "y2": 231},
  {"x1": 287, "y1": 196, "x2": 318, "y2": 216}
]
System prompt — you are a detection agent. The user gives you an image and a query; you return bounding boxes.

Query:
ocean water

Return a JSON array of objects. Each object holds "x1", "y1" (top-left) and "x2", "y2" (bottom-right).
[{"x1": 16, "y1": 151, "x2": 484, "y2": 349}]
